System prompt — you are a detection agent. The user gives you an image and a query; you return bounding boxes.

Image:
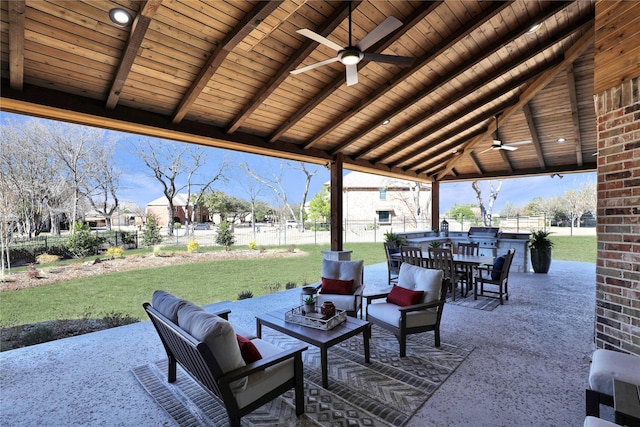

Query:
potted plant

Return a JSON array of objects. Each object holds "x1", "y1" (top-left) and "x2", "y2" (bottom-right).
[
  {"x1": 384, "y1": 231, "x2": 406, "y2": 248},
  {"x1": 529, "y1": 229, "x2": 553, "y2": 273},
  {"x1": 303, "y1": 295, "x2": 316, "y2": 314}
]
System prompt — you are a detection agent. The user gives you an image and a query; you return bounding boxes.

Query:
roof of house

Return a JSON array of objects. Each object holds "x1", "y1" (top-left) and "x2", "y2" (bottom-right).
[
  {"x1": 332, "y1": 171, "x2": 431, "y2": 191},
  {"x1": 146, "y1": 194, "x2": 191, "y2": 207}
]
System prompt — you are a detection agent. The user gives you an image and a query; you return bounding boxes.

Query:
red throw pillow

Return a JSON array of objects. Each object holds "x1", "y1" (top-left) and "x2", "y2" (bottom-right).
[
  {"x1": 236, "y1": 334, "x2": 262, "y2": 364},
  {"x1": 387, "y1": 285, "x2": 424, "y2": 307},
  {"x1": 320, "y1": 277, "x2": 354, "y2": 295}
]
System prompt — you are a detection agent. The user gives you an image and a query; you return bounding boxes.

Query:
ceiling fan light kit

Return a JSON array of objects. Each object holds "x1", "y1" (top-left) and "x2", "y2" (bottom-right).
[{"x1": 291, "y1": 4, "x2": 413, "y2": 86}]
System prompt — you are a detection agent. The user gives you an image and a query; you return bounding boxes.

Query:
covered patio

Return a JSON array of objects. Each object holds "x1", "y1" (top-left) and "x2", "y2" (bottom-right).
[{"x1": 1, "y1": 260, "x2": 602, "y2": 426}]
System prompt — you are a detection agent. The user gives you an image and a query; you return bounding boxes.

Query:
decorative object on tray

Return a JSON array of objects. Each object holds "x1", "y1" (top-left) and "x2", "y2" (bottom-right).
[
  {"x1": 300, "y1": 286, "x2": 318, "y2": 311},
  {"x1": 285, "y1": 305, "x2": 347, "y2": 330},
  {"x1": 321, "y1": 301, "x2": 336, "y2": 318},
  {"x1": 303, "y1": 296, "x2": 316, "y2": 314}
]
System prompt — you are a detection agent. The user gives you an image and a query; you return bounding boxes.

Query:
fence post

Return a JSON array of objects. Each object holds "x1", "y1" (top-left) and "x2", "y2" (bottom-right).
[
  {"x1": 516, "y1": 214, "x2": 520, "y2": 232},
  {"x1": 374, "y1": 217, "x2": 377, "y2": 243}
]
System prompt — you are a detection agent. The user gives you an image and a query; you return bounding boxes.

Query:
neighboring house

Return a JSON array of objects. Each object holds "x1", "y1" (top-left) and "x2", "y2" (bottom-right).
[
  {"x1": 85, "y1": 200, "x2": 142, "y2": 228},
  {"x1": 146, "y1": 194, "x2": 210, "y2": 226},
  {"x1": 326, "y1": 171, "x2": 431, "y2": 227}
]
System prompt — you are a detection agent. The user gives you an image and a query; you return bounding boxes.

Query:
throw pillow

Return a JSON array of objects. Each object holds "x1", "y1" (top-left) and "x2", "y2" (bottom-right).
[
  {"x1": 491, "y1": 256, "x2": 506, "y2": 280},
  {"x1": 387, "y1": 285, "x2": 424, "y2": 307},
  {"x1": 236, "y1": 334, "x2": 262, "y2": 364},
  {"x1": 320, "y1": 277, "x2": 354, "y2": 295}
]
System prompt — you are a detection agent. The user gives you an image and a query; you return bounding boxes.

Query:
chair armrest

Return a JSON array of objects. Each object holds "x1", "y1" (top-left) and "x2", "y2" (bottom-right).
[
  {"x1": 365, "y1": 292, "x2": 390, "y2": 304},
  {"x1": 398, "y1": 298, "x2": 445, "y2": 313},
  {"x1": 353, "y1": 285, "x2": 364, "y2": 296},
  {"x1": 219, "y1": 344, "x2": 308, "y2": 384},
  {"x1": 210, "y1": 309, "x2": 231, "y2": 320}
]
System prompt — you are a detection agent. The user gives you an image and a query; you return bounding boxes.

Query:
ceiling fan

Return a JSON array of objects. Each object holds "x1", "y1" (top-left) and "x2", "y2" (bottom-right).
[
  {"x1": 479, "y1": 114, "x2": 532, "y2": 154},
  {"x1": 290, "y1": 3, "x2": 414, "y2": 86}
]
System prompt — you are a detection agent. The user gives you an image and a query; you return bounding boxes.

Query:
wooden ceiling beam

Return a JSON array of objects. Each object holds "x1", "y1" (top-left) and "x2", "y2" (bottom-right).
[
  {"x1": 566, "y1": 63, "x2": 584, "y2": 166},
  {"x1": 227, "y1": 1, "x2": 360, "y2": 135},
  {"x1": 437, "y1": 163, "x2": 597, "y2": 182},
  {"x1": 171, "y1": 1, "x2": 282, "y2": 124},
  {"x1": 522, "y1": 102, "x2": 546, "y2": 169},
  {"x1": 330, "y1": 1, "x2": 569, "y2": 155},
  {"x1": 270, "y1": 0, "x2": 441, "y2": 145},
  {"x1": 436, "y1": 21, "x2": 595, "y2": 180},
  {"x1": 106, "y1": 0, "x2": 162, "y2": 109},
  {"x1": 8, "y1": 0, "x2": 25, "y2": 90}
]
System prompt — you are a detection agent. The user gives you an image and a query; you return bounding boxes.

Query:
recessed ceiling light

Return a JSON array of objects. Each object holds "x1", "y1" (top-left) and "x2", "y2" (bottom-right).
[
  {"x1": 109, "y1": 8, "x2": 133, "y2": 27},
  {"x1": 381, "y1": 119, "x2": 391, "y2": 126},
  {"x1": 527, "y1": 23, "x2": 541, "y2": 34},
  {"x1": 556, "y1": 137, "x2": 566, "y2": 143}
]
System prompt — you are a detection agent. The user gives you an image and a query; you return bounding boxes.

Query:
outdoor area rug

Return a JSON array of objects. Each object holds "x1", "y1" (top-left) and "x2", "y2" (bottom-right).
[
  {"x1": 132, "y1": 325, "x2": 473, "y2": 427},
  {"x1": 445, "y1": 287, "x2": 500, "y2": 311}
]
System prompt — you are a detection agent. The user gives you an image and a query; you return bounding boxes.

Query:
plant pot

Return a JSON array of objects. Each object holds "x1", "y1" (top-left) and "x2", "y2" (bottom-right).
[{"x1": 530, "y1": 248, "x2": 552, "y2": 273}]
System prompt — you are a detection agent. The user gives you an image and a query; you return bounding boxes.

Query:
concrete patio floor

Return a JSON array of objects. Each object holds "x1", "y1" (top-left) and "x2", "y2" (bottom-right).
[{"x1": 1, "y1": 260, "x2": 608, "y2": 426}]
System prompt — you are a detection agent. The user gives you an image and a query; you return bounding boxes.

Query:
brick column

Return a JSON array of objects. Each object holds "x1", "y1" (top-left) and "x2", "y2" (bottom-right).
[{"x1": 593, "y1": 76, "x2": 640, "y2": 354}]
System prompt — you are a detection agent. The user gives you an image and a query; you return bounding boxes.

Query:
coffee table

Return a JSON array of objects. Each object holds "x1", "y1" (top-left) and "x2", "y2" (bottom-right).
[{"x1": 256, "y1": 309, "x2": 371, "y2": 389}]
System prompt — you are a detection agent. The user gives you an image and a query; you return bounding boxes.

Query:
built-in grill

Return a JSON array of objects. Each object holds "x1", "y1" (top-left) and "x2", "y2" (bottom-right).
[{"x1": 467, "y1": 227, "x2": 500, "y2": 257}]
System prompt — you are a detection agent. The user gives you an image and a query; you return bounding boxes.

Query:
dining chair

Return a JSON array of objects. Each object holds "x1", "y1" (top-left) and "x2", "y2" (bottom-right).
[
  {"x1": 383, "y1": 242, "x2": 401, "y2": 285},
  {"x1": 428, "y1": 246, "x2": 465, "y2": 301},
  {"x1": 400, "y1": 245, "x2": 425, "y2": 267},
  {"x1": 474, "y1": 249, "x2": 515, "y2": 304},
  {"x1": 456, "y1": 242, "x2": 480, "y2": 295}
]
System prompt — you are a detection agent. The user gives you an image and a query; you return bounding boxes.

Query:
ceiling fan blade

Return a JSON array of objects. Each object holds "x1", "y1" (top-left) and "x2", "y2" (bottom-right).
[
  {"x1": 361, "y1": 52, "x2": 414, "y2": 67},
  {"x1": 296, "y1": 29, "x2": 343, "y2": 52},
  {"x1": 479, "y1": 146, "x2": 493, "y2": 154},
  {"x1": 506, "y1": 139, "x2": 532, "y2": 146},
  {"x1": 290, "y1": 57, "x2": 340, "y2": 74},
  {"x1": 357, "y1": 16, "x2": 402, "y2": 51},
  {"x1": 500, "y1": 145, "x2": 518, "y2": 151},
  {"x1": 345, "y1": 64, "x2": 358, "y2": 86}
]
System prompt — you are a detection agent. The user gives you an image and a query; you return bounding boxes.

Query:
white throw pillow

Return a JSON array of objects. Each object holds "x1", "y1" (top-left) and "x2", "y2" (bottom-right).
[
  {"x1": 322, "y1": 259, "x2": 364, "y2": 292},
  {"x1": 397, "y1": 263, "x2": 442, "y2": 303},
  {"x1": 177, "y1": 304, "x2": 247, "y2": 393}
]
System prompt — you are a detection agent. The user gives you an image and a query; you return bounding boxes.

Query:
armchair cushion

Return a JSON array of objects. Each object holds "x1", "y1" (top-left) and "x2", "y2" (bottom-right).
[
  {"x1": 387, "y1": 285, "x2": 424, "y2": 306},
  {"x1": 491, "y1": 255, "x2": 506, "y2": 280},
  {"x1": 322, "y1": 259, "x2": 364, "y2": 294},
  {"x1": 152, "y1": 290, "x2": 188, "y2": 323},
  {"x1": 397, "y1": 263, "x2": 443, "y2": 303},
  {"x1": 177, "y1": 303, "x2": 247, "y2": 393},
  {"x1": 367, "y1": 303, "x2": 439, "y2": 328},
  {"x1": 236, "y1": 334, "x2": 262, "y2": 364},
  {"x1": 320, "y1": 277, "x2": 354, "y2": 295}
]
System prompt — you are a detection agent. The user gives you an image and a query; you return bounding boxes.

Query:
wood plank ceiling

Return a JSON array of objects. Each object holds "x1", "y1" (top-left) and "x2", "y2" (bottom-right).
[{"x1": 0, "y1": 0, "x2": 597, "y2": 184}]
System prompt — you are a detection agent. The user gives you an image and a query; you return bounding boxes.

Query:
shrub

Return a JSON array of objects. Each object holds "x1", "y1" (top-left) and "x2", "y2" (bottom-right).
[
  {"x1": 248, "y1": 240, "x2": 257, "y2": 250},
  {"x1": 36, "y1": 253, "x2": 60, "y2": 264},
  {"x1": 142, "y1": 214, "x2": 163, "y2": 247},
  {"x1": 152, "y1": 245, "x2": 162, "y2": 257},
  {"x1": 287, "y1": 245, "x2": 296, "y2": 253},
  {"x1": 262, "y1": 282, "x2": 281, "y2": 294},
  {"x1": 47, "y1": 245, "x2": 73, "y2": 259},
  {"x1": 105, "y1": 247, "x2": 125, "y2": 259},
  {"x1": 237, "y1": 291, "x2": 254, "y2": 300},
  {"x1": 285, "y1": 281, "x2": 297, "y2": 290},
  {"x1": 21, "y1": 325, "x2": 55, "y2": 346},
  {"x1": 26, "y1": 264, "x2": 40, "y2": 279},
  {"x1": 215, "y1": 221, "x2": 235, "y2": 250},
  {"x1": 66, "y1": 221, "x2": 105, "y2": 258},
  {"x1": 187, "y1": 240, "x2": 199, "y2": 253},
  {"x1": 101, "y1": 311, "x2": 137, "y2": 328}
]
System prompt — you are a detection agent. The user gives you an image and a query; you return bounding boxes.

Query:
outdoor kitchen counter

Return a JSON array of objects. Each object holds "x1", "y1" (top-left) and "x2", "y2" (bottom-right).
[{"x1": 397, "y1": 230, "x2": 530, "y2": 272}]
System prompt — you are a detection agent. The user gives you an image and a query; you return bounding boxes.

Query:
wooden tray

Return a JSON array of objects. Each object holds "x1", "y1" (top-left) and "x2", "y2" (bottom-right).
[{"x1": 285, "y1": 305, "x2": 347, "y2": 330}]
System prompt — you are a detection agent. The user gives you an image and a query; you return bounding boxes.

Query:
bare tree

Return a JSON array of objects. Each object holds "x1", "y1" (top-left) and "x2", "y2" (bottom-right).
[
  {"x1": 82, "y1": 140, "x2": 121, "y2": 230},
  {"x1": 561, "y1": 182, "x2": 596, "y2": 234},
  {"x1": 49, "y1": 122, "x2": 106, "y2": 232},
  {"x1": 243, "y1": 161, "x2": 318, "y2": 230},
  {"x1": 472, "y1": 180, "x2": 503, "y2": 226}
]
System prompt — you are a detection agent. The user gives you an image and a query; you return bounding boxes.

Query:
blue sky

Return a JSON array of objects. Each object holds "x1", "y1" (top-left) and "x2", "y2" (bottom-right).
[{"x1": 2, "y1": 112, "x2": 595, "y2": 213}]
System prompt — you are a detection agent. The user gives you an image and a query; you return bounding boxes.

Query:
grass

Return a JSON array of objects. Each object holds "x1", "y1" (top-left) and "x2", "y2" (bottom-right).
[
  {"x1": 0, "y1": 243, "x2": 385, "y2": 328},
  {"x1": 0, "y1": 237, "x2": 595, "y2": 329}
]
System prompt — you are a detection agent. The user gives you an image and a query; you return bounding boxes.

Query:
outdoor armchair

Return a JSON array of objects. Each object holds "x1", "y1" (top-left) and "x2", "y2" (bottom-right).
[
  {"x1": 315, "y1": 258, "x2": 365, "y2": 318},
  {"x1": 366, "y1": 263, "x2": 448, "y2": 357},
  {"x1": 474, "y1": 249, "x2": 515, "y2": 304}
]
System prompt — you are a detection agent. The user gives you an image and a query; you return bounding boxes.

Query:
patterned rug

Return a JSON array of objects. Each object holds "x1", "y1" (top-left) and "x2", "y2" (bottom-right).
[
  {"x1": 445, "y1": 287, "x2": 500, "y2": 311},
  {"x1": 132, "y1": 326, "x2": 473, "y2": 427}
]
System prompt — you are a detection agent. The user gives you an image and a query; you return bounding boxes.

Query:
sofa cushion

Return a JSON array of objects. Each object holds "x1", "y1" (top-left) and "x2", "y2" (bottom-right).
[
  {"x1": 177, "y1": 304, "x2": 247, "y2": 392},
  {"x1": 320, "y1": 277, "x2": 354, "y2": 295},
  {"x1": 588, "y1": 349, "x2": 640, "y2": 396},
  {"x1": 236, "y1": 334, "x2": 262, "y2": 364},
  {"x1": 152, "y1": 290, "x2": 187, "y2": 323},
  {"x1": 387, "y1": 285, "x2": 424, "y2": 307},
  {"x1": 322, "y1": 259, "x2": 364, "y2": 293},
  {"x1": 397, "y1": 263, "x2": 443, "y2": 303}
]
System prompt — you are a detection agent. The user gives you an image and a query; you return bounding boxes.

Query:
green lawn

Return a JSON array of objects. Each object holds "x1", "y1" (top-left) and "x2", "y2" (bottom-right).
[{"x1": 0, "y1": 237, "x2": 595, "y2": 328}]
